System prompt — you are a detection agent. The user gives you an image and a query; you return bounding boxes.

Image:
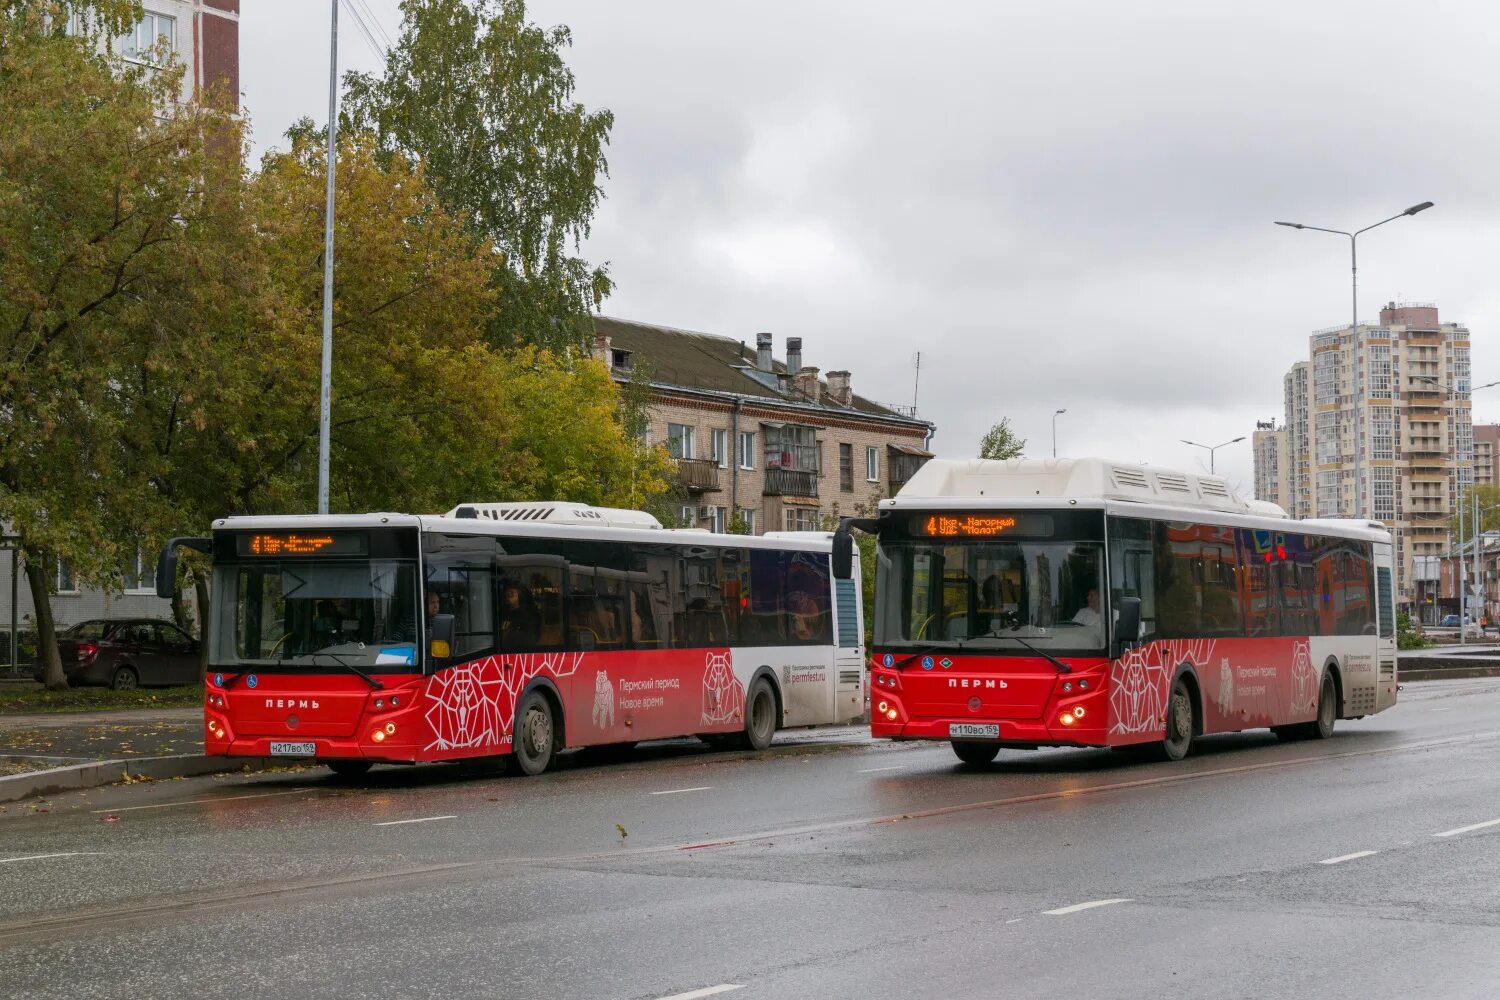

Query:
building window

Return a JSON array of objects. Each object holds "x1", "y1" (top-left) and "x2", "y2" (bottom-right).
[
  {"x1": 700, "y1": 506, "x2": 727, "y2": 533},
  {"x1": 1371, "y1": 413, "x2": 1393, "y2": 460},
  {"x1": 1373, "y1": 467, "x2": 1395, "y2": 521},
  {"x1": 666, "y1": 423, "x2": 695, "y2": 460},
  {"x1": 120, "y1": 11, "x2": 175, "y2": 65},
  {"x1": 785, "y1": 507, "x2": 820, "y2": 531},
  {"x1": 737, "y1": 508, "x2": 757, "y2": 535},
  {"x1": 56, "y1": 559, "x2": 78, "y2": 594},
  {"x1": 765, "y1": 424, "x2": 819, "y2": 472},
  {"x1": 610, "y1": 348, "x2": 631, "y2": 370},
  {"x1": 711, "y1": 429, "x2": 728, "y2": 468},
  {"x1": 1369, "y1": 344, "x2": 1392, "y2": 399},
  {"x1": 125, "y1": 548, "x2": 157, "y2": 594},
  {"x1": 839, "y1": 443, "x2": 854, "y2": 492},
  {"x1": 676, "y1": 504, "x2": 696, "y2": 528},
  {"x1": 866, "y1": 446, "x2": 879, "y2": 482},
  {"x1": 738, "y1": 431, "x2": 755, "y2": 470}
]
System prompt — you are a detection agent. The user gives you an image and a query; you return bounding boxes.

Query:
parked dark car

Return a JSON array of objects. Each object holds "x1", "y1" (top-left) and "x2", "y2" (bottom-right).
[{"x1": 31, "y1": 619, "x2": 200, "y2": 689}]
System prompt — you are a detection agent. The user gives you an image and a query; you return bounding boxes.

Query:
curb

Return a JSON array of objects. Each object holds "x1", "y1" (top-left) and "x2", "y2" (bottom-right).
[
  {"x1": 1401, "y1": 665, "x2": 1500, "y2": 681},
  {"x1": 0, "y1": 754, "x2": 276, "y2": 804}
]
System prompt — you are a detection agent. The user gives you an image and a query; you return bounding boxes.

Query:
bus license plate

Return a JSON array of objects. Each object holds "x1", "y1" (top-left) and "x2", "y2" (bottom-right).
[
  {"x1": 949, "y1": 723, "x2": 999, "y2": 739},
  {"x1": 269, "y1": 742, "x2": 316, "y2": 756}
]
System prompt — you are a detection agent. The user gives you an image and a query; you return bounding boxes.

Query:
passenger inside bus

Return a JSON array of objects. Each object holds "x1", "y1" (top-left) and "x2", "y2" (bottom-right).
[{"x1": 500, "y1": 582, "x2": 541, "y2": 650}]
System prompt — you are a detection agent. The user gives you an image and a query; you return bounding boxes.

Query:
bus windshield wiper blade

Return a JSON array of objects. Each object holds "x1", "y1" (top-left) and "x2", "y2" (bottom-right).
[
  {"x1": 964, "y1": 629, "x2": 1072, "y2": 674},
  {"x1": 308, "y1": 651, "x2": 384, "y2": 689}
]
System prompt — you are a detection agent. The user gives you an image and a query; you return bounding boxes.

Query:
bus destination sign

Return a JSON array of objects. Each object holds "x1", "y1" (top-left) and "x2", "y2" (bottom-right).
[
  {"x1": 237, "y1": 533, "x2": 369, "y2": 557},
  {"x1": 910, "y1": 513, "x2": 1054, "y2": 538}
]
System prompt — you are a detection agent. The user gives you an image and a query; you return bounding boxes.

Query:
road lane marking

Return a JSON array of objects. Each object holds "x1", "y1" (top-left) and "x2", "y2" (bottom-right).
[
  {"x1": 1319, "y1": 850, "x2": 1378, "y2": 865},
  {"x1": 654, "y1": 987, "x2": 744, "y2": 1000},
  {"x1": 373, "y1": 815, "x2": 457, "y2": 827},
  {"x1": 0, "y1": 853, "x2": 104, "y2": 865},
  {"x1": 1005, "y1": 918, "x2": 1024, "y2": 924},
  {"x1": 857, "y1": 765, "x2": 907, "y2": 773},
  {"x1": 650, "y1": 786, "x2": 713, "y2": 796},
  {"x1": 90, "y1": 789, "x2": 308, "y2": 814},
  {"x1": 1044, "y1": 898, "x2": 1132, "y2": 915},
  {"x1": 1434, "y1": 817, "x2": 1500, "y2": 838}
]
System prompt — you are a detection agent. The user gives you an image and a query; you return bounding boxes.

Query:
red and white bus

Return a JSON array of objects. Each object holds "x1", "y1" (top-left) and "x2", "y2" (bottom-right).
[
  {"x1": 159, "y1": 502, "x2": 865, "y2": 776},
  {"x1": 832, "y1": 458, "x2": 1397, "y2": 764}
]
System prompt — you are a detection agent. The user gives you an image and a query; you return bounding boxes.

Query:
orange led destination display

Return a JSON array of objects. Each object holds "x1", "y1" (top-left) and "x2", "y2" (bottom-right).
[
  {"x1": 909, "y1": 512, "x2": 1055, "y2": 538},
  {"x1": 237, "y1": 533, "x2": 368, "y2": 557}
]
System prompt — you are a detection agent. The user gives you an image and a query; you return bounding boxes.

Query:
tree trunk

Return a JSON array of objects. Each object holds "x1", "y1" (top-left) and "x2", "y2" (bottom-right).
[
  {"x1": 22, "y1": 545, "x2": 66, "y2": 690},
  {"x1": 170, "y1": 582, "x2": 189, "y2": 633},
  {"x1": 194, "y1": 569, "x2": 211, "y2": 680}
]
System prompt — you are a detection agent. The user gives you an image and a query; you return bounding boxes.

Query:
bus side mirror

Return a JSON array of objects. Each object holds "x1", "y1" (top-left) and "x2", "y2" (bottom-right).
[
  {"x1": 429, "y1": 613, "x2": 455, "y2": 659},
  {"x1": 1113, "y1": 597, "x2": 1142, "y2": 656},
  {"x1": 155, "y1": 537, "x2": 211, "y2": 599},
  {"x1": 832, "y1": 531, "x2": 854, "y2": 580}
]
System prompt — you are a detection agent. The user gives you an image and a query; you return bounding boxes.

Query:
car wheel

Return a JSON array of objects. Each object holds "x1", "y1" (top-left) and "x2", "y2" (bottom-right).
[
  {"x1": 110, "y1": 666, "x2": 139, "y2": 691},
  {"x1": 952, "y1": 741, "x2": 1000, "y2": 766},
  {"x1": 511, "y1": 689, "x2": 558, "y2": 776}
]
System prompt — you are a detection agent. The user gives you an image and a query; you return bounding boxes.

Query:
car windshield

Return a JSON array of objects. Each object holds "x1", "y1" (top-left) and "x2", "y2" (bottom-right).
[
  {"x1": 875, "y1": 540, "x2": 1107, "y2": 653},
  {"x1": 212, "y1": 559, "x2": 421, "y2": 672}
]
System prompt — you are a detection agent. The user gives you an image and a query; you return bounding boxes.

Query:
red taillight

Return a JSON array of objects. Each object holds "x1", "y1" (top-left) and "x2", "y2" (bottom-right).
[{"x1": 77, "y1": 644, "x2": 98, "y2": 665}]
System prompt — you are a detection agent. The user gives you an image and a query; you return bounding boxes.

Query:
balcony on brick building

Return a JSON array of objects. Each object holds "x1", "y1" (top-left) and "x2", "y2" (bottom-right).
[
  {"x1": 675, "y1": 458, "x2": 722, "y2": 493},
  {"x1": 764, "y1": 468, "x2": 818, "y2": 498}
]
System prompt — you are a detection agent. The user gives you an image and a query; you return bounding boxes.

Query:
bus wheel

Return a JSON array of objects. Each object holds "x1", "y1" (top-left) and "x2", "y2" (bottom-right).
[
  {"x1": 722, "y1": 678, "x2": 777, "y2": 751},
  {"x1": 952, "y1": 741, "x2": 1000, "y2": 766},
  {"x1": 1159, "y1": 677, "x2": 1195, "y2": 761},
  {"x1": 513, "y1": 690, "x2": 557, "y2": 776},
  {"x1": 327, "y1": 760, "x2": 373, "y2": 779},
  {"x1": 1308, "y1": 671, "x2": 1337, "y2": 740}
]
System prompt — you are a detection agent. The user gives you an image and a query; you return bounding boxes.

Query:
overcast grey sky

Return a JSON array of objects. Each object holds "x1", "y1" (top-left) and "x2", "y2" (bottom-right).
[{"x1": 240, "y1": 0, "x2": 1500, "y2": 492}]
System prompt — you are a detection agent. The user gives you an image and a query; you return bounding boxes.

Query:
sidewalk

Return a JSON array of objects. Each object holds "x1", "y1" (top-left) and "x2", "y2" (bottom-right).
[{"x1": 0, "y1": 707, "x2": 201, "y2": 763}]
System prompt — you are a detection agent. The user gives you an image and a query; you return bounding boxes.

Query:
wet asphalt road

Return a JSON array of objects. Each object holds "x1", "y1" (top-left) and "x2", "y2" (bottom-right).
[{"x1": 3, "y1": 679, "x2": 1500, "y2": 1000}]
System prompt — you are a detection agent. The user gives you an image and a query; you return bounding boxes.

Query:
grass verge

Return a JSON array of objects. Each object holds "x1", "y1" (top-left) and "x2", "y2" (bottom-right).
[{"x1": 0, "y1": 685, "x2": 202, "y2": 715}]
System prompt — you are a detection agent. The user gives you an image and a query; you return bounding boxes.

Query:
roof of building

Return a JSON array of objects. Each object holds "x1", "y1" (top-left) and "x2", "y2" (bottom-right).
[{"x1": 594, "y1": 316, "x2": 929, "y2": 428}]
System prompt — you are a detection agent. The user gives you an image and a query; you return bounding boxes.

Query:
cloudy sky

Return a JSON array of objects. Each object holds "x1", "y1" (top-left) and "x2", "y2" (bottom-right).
[{"x1": 240, "y1": 0, "x2": 1500, "y2": 492}]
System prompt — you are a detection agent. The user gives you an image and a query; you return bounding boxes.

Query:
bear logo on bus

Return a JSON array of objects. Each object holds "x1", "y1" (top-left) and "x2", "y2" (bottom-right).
[{"x1": 592, "y1": 670, "x2": 616, "y2": 729}]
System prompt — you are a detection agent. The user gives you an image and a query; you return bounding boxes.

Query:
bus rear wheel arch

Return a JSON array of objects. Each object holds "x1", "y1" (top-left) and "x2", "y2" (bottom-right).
[{"x1": 720, "y1": 675, "x2": 779, "y2": 752}]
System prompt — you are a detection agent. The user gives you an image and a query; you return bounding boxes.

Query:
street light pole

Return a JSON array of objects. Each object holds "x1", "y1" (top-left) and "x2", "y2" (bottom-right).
[
  {"x1": 1053, "y1": 409, "x2": 1066, "y2": 459},
  {"x1": 317, "y1": 0, "x2": 340, "y2": 515},
  {"x1": 1275, "y1": 201, "x2": 1433, "y2": 522},
  {"x1": 1182, "y1": 436, "x2": 1246, "y2": 476}
]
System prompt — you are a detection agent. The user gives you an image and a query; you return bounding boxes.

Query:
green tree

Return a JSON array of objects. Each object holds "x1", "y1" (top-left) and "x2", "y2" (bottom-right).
[
  {"x1": 0, "y1": 4, "x2": 232, "y2": 688},
  {"x1": 979, "y1": 418, "x2": 1027, "y2": 460},
  {"x1": 1450, "y1": 485, "x2": 1500, "y2": 543},
  {"x1": 341, "y1": 0, "x2": 614, "y2": 353}
]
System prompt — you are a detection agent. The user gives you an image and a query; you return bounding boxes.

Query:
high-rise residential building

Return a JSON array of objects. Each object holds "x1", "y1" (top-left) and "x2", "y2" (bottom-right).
[
  {"x1": 1266, "y1": 302, "x2": 1473, "y2": 611},
  {"x1": 1252, "y1": 421, "x2": 1291, "y2": 511},
  {"x1": 79, "y1": 2, "x2": 239, "y2": 109},
  {"x1": 1474, "y1": 424, "x2": 1500, "y2": 485}
]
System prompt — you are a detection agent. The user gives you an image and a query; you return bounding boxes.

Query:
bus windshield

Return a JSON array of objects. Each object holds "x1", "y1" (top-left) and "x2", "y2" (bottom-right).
[
  {"x1": 875, "y1": 539, "x2": 1106, "y2": 653},
  {"x1": 212, "y1": 559, "x2": 422, "y2": 672}
]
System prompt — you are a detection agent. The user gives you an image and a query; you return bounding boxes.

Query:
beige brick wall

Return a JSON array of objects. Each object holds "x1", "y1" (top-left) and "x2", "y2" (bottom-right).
[{"x1": 645, "y1": 392, "x2": 930, "y2": 533}]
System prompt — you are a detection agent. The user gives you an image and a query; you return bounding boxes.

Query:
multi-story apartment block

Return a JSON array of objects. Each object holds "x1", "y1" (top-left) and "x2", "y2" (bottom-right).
[
  {"x1": 1270, "y1": 302, "x2": 1473, "y2": 612},
  {"x1": 1473, "y1": 424, "x2": 1500, "y2": 485},
  {"x1": 593, "y1": 318, "x2": 935, "y2": 534},
  {"x1": 1252, "y1": 421, "x2": 1291, "y2": 511}
]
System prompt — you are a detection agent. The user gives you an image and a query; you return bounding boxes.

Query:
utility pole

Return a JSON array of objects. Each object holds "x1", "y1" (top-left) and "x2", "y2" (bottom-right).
[{"x1": 317, "y1": 0, "x2": 339, "y2": 515}]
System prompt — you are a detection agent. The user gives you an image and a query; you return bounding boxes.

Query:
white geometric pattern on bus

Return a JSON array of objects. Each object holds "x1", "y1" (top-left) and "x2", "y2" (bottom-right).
[
  {"x1": 1289, "y1": 641, "x2": 1317, "y2": 716},
  {"x1": 1109, "y1": 639, "x2": 1216, "y2": 735},
  {"x1": 700, "y1": 651, "x2": 744, "y2": 726},
  {"x1": 422, "y1": 652, "x2": 584, "y2": 752}
]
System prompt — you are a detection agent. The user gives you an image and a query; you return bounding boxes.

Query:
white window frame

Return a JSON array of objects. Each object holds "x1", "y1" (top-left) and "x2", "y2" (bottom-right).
[
  {"x1": 711, "y1": 429, "x2": 728, "y2": 469},
  {"x1": 866, "y1": 446, "x2": 879, "y2": 482},
  {"x1": 785, "y1": 507, "x2": 820, "y2": 532},
  {"x1": 120, "y1": 10, "x2": 176, "y2": 66},
  {"x1": 737, "y1": 508, "x2": 757, "y2": 535},
  {"x1": 56, "y1": 559, "x2": 79, "y2": 595},
  {"x1": 125, "y1": 547, "x2": 157, "y2": 595},
  {"x1": 738, "y1": 431, "x2": 756, "y2": 470},
  {"x1": 666, "y1": 423, "x2": 695, "y2": 460},
  {"x1": 676, "y1": 504, "x2": 697, "y2": 528}
]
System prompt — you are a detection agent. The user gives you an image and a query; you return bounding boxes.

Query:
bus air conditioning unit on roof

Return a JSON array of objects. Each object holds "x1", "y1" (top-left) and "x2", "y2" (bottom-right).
[{"x1": 445, "y1": 502, "x2": 663, "y2": 531}]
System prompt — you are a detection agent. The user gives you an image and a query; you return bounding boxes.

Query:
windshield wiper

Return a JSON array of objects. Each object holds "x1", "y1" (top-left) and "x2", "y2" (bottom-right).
[
  {"x1": 960, "y1": 629, "x2": 1073, "y2": 675},
  {"x1": 308, "y1": 651, "x2": 385, "y2": 690}
]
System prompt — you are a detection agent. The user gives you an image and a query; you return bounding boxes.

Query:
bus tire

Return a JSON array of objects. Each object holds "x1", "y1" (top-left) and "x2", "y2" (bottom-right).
[
  {"x1": 952, "y1": 741, "x2": 1000, "y2": 766},
  {"x1": 724, "y1": 677, "x2": 777, "y2": 751},
  {"x1": 1158, "y1": 676, "x2": 1195, "y2": 761},
  {"x1": 512, "y1": 689, "x2": 557, "y2": 776},
  {"x1": 326, "y1": 760, "x2": 373, "y2": 779},
  {"x1": 1307, "y1": 670, "x2": 1338, "y2": 740}
]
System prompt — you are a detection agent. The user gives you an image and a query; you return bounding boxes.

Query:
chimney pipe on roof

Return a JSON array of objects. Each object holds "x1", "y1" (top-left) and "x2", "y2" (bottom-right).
[
  {"x1": 786, "y1": 336, "x2": 803, "y2": 375},
  {"x1": 826, "y1": 370, "x2": 852, "y2": 406},
  {"x1": 756, "y1": 332, "x2": 773, "y2": 372},
  {"x1": 794, "y1": 366, "x2": 821, "y2": 403}
]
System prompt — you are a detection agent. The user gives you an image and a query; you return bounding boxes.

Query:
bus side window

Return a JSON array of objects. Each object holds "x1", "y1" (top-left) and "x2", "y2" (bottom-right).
[{"x1": 630, "y1": 548, "x2": 676, "y2": 649}]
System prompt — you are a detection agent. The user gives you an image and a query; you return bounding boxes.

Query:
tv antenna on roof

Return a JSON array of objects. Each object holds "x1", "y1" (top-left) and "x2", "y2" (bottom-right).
[{"x1": 912, "y1": 352, "x2": 922, "y2": 413}]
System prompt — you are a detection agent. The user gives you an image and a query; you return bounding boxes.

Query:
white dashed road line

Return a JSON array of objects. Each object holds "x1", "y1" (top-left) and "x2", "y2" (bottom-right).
[
  {"x1": 373, "y1": 815, "x2": 457, "y2": 827},
  {"x1": 857, "y1": 765, "x2": 906, "y2": 773},
  {"x1": 1434, "y1": 817, "x2": 1500, "y2": 839},
  {"x1": 654, "y1": 986, "x2": 744, "y2": 1000},
  {"x1": 1319, "y1": 850, "x2": 1379, "y2": 865},
  {"x1": 1044, "y1": 898, "x2": 1132, "y2": 916},
  {"x1": 91, "y1": 789, "x2": 307, "y2": 813},
  {"x1": 649, "y1": 786, "x2": 713, "y2": 796},
  {"x1": 0, "y1": 853, "x2": 104, "y2": 864}
]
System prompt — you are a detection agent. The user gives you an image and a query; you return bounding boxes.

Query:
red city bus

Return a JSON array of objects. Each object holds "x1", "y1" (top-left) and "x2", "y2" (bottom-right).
[
  {"x1": 833, "y1": 458, "x2": 1397, "y2": 764},
  {"x1": 158, "y1": 503, "x2": 865, "y2": 776}
]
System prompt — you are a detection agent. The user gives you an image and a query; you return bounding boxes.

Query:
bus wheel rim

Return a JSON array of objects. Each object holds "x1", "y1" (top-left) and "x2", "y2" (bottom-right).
[
  {"x1": 525, "y1": 706, "x2": 550, "y2": 758},
  {"x1": 1169, "y1": 688, "x2": 1190, "y2": 745}
]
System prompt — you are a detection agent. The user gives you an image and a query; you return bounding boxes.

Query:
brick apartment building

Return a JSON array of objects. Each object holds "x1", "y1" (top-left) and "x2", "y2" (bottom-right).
[{"x1": 593, "y1": 318, "x2": 935, "y2": 534}]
